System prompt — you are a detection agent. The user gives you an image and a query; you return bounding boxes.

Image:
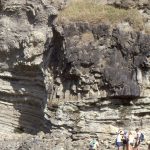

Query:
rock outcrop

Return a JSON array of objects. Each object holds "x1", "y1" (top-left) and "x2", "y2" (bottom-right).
[
  {"x1": 0, "y1": 0, "x2": 59, "y2": 133},
  {"x1": 46, "y1": 22, "x2": 150, "y2": 150},
  {"x1": 0, "y1": 0, "x2": 150, "y2": 149},
  {"x1": 108, "y1": 0, "x2": 150, "y2": 9}
]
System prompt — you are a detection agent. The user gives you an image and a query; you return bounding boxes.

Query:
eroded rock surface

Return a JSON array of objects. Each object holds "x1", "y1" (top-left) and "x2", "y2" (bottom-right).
[
  {"x1": 108, "y1": 0, "x2": 150, "y2": 9},
  {"x1": 49, "y1": 22, "x2": 150, "y2": 100},
  {"x1": 0, "y1": 0, "x2": 59, "y2": 133},
  {"x1": 0, "y1": 0, "x2": 150, "y2": 149},
  {"x1": 45, "y1": 22, "x2": 150, "y2": 149}
]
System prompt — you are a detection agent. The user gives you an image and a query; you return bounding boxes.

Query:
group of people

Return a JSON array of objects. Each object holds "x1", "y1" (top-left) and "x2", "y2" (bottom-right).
[
  {"x1": 116, "y1": 128, "x2": 144, "y2": 150},
  {"x1": 89, "y1": 128, "x2": 149, "y2": 150}
]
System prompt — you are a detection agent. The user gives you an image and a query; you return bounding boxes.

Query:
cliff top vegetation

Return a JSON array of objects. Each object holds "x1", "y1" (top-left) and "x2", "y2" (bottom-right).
[{"x1": 58, "y1": 0, "x2": 144, "y2": 30}]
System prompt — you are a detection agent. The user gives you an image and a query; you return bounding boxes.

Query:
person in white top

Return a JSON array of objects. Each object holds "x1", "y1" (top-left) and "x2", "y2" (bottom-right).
[
  {"x1": 134, "y1": 128, "x2": 141, "y2": 150},
  {"x1": 116, "y1": 130, "x2": 123, "y2": 150}
]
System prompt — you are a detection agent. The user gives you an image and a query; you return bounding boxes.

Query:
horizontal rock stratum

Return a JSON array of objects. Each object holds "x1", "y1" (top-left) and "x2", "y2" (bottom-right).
[{"x1": 0, "y1": 0, "x2": 150, "y2": 149}]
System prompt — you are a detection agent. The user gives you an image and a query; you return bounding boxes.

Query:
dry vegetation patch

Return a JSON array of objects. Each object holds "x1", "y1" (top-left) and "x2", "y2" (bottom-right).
[{"x1": 58, "y1": 0, "x2": 144, "y2": 30}]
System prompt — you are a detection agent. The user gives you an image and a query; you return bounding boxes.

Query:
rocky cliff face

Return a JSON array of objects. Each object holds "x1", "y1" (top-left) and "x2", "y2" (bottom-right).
[
  {"x1": 46, "y1": 22, "x2": 150, "y2": 149},
  {"x1": 0, "y1": 0, "x2": 63, "y2": 133},
  {"x1": 0, "y1": 0, "x2": 150, "y2": 149}
]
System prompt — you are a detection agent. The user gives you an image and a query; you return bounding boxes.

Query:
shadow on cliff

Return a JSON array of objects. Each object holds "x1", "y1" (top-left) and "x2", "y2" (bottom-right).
[
  {"x1": 8, "y1": 64, "x2": 51, "y2": 135},
  {"x1": 0, "y1": 50, "x2": 49, "y2": 134},
  {"x1": 11, "y1": 26, "x2": 60, "y2": 135}
]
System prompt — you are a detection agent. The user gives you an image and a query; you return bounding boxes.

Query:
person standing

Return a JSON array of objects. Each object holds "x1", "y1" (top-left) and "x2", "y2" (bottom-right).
[
  {"x1": 128, "y1": 131, "x2": 134, "y2": 150},
  {"x1": 122, "y1": 130, "x2": 128, "y2": 150},
  {"x1": 116, "y1": 130, "x2": 123, "y2": 150},
  {"x1": 134, "y1": 128, "x2": 141, "y2": 150}
]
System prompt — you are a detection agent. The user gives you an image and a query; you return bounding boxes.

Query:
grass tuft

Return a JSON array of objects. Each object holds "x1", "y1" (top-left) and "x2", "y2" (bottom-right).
[{"x1": 58, "y1": 0, "x2": 144, "y2": 30}]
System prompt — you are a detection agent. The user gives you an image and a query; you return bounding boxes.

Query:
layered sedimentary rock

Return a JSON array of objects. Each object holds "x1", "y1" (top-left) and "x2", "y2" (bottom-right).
[
  {"x1": 0, "y1": 0, "x2": 150, "y2": 149},
  {"x1": 0, "y1": 0, "x2": 59, "y2": 133},
  {"x1": 46, "y1": 22, "x2": 150, "y2": 149}
]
